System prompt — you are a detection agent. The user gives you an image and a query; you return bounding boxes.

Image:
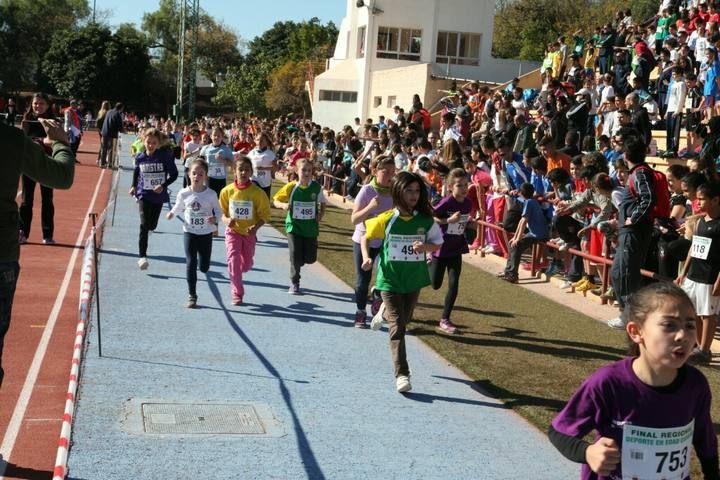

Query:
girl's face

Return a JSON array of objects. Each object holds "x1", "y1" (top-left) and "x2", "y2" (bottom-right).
[
  {"x1": 569, "y1": 164, "x2": 580, "y2": 179},
  {"x1": 256, "y1": 134, "x2": 267, "y2": 148},
  {"x1": 211, "y1": 130, "x2": 223, "y2": 146},
  {"x1": 696, "y1": 189, "x2": 719, "y2": 213},
  {"x1": 298, "y1": 162, "x2": 313, "y2": 182},
  {"x1": 375, "y1": 164, "x2": 396, "y2": 187},
  {"x1": 189, "y1": 164, "x2": 207, "y2": 187},
  {"x1": 451, "y1": 177, "x2": 469, "y2": 199},
  {"x1": 616, "y1": 168, "x2": 629, "y2": 185},
  {"x1": 681, "y1": 181, "x2": 696, "y2": 200},
  {"x1": 666, "y1": 173, "x2": 682, "y2": 194},
  {"x1": 401, "y1": 181, "x2": 422, "y2": 211},
  {"x1": 144, "y1": 135, "x2": 160, "y2": 155},
  {"x1": 235, "y1": 161, "x2": 253, "y2": 183},
  {"x1": 32, "y1": 97, "x2": 48, "y2": 115},
  {"x1": 464, "y1": 162, "x2": 477, "y2": 175},
  {"x1": 628, "y1": 296, "x2": 696, "y2": 370}
]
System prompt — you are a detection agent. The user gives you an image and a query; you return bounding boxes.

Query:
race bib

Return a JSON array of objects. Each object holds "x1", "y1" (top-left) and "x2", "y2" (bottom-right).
[
  {"x1": 256, "y1": 169, "x2": 268, "y2": 178},
  {"x1": 185, "y1": 209, "x2": 208, "y2": 231},
  {"x1": 446, "y1": 214, "x2": 469, "y2": 236},
  {"x1": 230, "y1": 200, "x2": 253, "y2": 220},
  {"x1": 622, "y1": 420, "x2": 694, "y2": 480},
  {"x1": 691, "y1": 236, "x2": 712, "y2": 260},
  {"x1": 292, "y1": 201, "x2": 316, "y2": 220},
  {"x1": 142, "y1": 172, "x2": 165, "y2": 190},
  {"x1": 388, "y1": 234, "x2": 424, "y2": 262},
  {"x1": 210, "y1": 165, "x2": 225, "y2": 178}
]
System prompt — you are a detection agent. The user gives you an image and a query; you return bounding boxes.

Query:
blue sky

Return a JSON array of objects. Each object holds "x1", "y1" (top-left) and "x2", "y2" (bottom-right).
[{"x1": 100, "y1": 0, "x2": 347, "y2": 44}]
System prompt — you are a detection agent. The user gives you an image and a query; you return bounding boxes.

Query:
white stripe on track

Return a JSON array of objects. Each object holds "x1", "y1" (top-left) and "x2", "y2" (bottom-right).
[{"x1": 0, "y1": 169, "x2": 106, "y2": 477}]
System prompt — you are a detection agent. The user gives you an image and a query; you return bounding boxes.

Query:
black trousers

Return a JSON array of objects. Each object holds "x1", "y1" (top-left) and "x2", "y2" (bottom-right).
[
  {"x1": 19, "y1": 175, "x2": 54, "y2": 240},
  {"x1": 353, "y1": 241, "x2": 380, "y2": 311},
  {"x1": 138, "y1": 200, "x2": 163, "y2": 257},
  {"x1": 505, "y1": 237, "x2": 544, "y2": 276},
  {"x1": 184, "y1": 232, "x2": 213, "y2": 297},
  {"x1": 554, "y1": 215, "x2": 584, "y2": 281},
  {"x1": 611, "y1": 222, "x2": 653, "y2": 315},
  {"x1": 429, "y1": 255, "x2": 463, "y2": 320},
  {"x1": 288, "y1": 233, "x2": 317, "y2": 284},
  {"x1": 0, "y1": 262, "x2": 20, "y2": 388},
  {"x1": 208, "y1": 177, "x2": 226, "y2": 199}
]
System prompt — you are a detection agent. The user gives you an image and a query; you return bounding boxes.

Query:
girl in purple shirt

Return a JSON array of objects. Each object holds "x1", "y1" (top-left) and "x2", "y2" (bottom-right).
[
  {"x1": 430, "y1": 168, "x2": 474, "y2": 334},
  {"x1": 350, "y1": 155, "x2": 395, "y2": 328},
  {"x1": 550, "y1": 282, "x2": 718, "y2": 480}
]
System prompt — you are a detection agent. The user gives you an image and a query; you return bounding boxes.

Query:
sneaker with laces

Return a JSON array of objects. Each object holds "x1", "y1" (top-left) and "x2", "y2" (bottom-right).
[
  {"x1": 560, "y1": 280, "x2": 573, "y2": 289},
  {"x1": 438, "y1": 318, "x2": 458, "y2": 334},
  {"x1": 370, "y1": 292, "x2": 382, "y2": 316},
  {"x1": 396, "y1": 375, "x2": 412, "y2": 393},
  {"x1": 231, "y1": 296, "x2": 243, "y2": 306},
  {"x1": 288, "y1": 283, "x2": 300, "y2": 295},
  {"x1": 370, "y1": 302, "x2": 385, "y2": 330},
  {"x1": 607, "y1": 316, "x2": 626, "y2": 329},
  {"x1": 354, "y1": 310, "x2": 368, "y2": 329},
  {"x1": 137, "y1": 257, "x2": 149, "y2": 270},
  {"x1": 499, "y1": 273, "x2": 518, "y2": 284},
  {"x1": 186, "y1": 295, "x2": 197, "y2": 308}
]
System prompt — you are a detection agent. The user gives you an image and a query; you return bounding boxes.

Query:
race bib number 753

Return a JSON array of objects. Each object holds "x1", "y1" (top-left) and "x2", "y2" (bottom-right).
[{"x1": 622, "y1": 420, "x2": 694, "y2": 480}]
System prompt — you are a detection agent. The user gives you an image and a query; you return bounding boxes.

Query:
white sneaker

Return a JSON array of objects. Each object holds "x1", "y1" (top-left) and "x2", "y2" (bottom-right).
[
  {"x1": 137, "y1": 257, "x2": 149, "y2": 270},
  {"x1": 560, "y1": 280, "x2": 572, "y2": 289},
  {"x1": 370, "y1": 302, "x2": 385, "y2": 331},
  {"x1": 396, "y1": 375, "x2": 412, "y2": 393},
  {"x1": 607, "y1": 316, "x2": 625, "y2": 330}
]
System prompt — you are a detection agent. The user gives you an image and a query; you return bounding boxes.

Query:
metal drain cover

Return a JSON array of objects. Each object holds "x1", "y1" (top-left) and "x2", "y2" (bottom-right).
[{"x1": 142, "y1": 403, "x2": 266, "y2": 435}]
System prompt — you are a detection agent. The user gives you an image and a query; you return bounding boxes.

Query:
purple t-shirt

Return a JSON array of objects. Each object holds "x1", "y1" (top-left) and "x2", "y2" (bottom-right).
[
  {"x1": 352, "y1": 184, "x2": 394, "y2": 248},
  {"x1": 551, "y1": 357, "x2": 716, "y2": 480},
  {"x1": 433, "y1": 195, "x2": 472, "y2": 258}
]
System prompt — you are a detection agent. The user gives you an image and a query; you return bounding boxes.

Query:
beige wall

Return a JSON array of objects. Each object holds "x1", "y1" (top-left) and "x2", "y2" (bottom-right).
[{"x1": 367, "y1": 63, "x2": 431, "y2": 120}]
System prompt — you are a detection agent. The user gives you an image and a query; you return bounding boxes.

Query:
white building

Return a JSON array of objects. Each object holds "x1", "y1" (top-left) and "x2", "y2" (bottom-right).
[{"x1": 311, "y1": 0, "x2": 539, "y2": 131}]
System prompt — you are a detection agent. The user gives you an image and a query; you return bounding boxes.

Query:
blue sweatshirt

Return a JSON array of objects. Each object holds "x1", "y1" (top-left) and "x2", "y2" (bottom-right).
[{"x1": 132, "y1": 147, "x2": 179, "y2": 204}]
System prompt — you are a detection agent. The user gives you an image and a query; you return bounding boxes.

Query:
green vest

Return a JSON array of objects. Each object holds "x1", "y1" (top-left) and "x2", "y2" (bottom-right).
[
  {"x1": 375, "y1": 209, "x2": 434, "y2": 293},
  {"x1": 285, "y1": 181, "x2": 321, "y2": 237}
]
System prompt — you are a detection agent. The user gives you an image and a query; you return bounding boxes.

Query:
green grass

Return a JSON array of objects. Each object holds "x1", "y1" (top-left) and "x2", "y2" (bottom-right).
[{"x1": 270, "y1": 184, "x2": 720, "y2": 474}]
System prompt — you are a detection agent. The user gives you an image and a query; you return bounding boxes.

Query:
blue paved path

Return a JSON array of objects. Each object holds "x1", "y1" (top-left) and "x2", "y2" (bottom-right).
[{"x1": 67, "y1": 135, "x2": 576, "y2": 479}]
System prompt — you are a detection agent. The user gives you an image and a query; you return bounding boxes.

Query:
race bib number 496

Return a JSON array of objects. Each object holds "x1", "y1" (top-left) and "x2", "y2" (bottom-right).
[
  {"x1": 230, "y1": 200, "x2": 253, "y2": 220},
  {"x1": 622, "y1": 420, "x2": 694, "y2": 480},
  {"x1": 292, "y1": 201, "x2": 316, "y2": 220},
  {"x1": 388, "y1": 234, "x2": 424, "y2": 262}
]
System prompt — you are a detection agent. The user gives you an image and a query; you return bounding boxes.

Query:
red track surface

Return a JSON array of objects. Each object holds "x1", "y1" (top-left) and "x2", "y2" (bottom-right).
[{"x1": 0, "y1": 134, "x2": 111, "y2": 479}]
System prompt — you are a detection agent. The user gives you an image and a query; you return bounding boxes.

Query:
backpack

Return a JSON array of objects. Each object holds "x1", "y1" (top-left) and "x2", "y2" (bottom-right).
[{"x1": 627, "y1": 164, "x2": 671, "y2": 221}]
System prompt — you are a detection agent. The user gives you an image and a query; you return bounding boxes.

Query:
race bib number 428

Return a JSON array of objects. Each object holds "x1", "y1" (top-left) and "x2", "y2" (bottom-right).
[{"x1": 230, "y1": 200, "x2": 253, "y2": 220}]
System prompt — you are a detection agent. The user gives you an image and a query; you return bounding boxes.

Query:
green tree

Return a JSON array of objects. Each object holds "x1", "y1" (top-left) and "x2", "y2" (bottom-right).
[
  {"x1": 0, "y1": 0, "x2": 90, "y2": 90},
  {"x1": 264, "y1": 60, "x2": 315, "y2": 117}
]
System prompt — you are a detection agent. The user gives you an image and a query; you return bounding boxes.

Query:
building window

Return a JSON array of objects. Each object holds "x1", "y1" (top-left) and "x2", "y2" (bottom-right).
[
  {"x1": 319, "y1": 90, "x2": 358, "y2": 103},
  {"x1": 387, "y1": 96, "x2": 397, "y2": 108},
  {"x1": 358, "y1": 26, "x2": 366, "y2": 58},
  {"x1": 373, "y1": 96, "x2": 382, "y2": 108},
  {"x1": 436, "y1": 31, "x2": 481, "y2": 66},
  {"x1": 376, "y1": 27, "x2": 421, "y2": 61}
]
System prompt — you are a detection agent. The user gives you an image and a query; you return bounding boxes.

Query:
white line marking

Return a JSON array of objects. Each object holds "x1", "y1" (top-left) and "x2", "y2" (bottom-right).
[{"x1": 0, "y1": 169, "x2": 106, "y2": 477}]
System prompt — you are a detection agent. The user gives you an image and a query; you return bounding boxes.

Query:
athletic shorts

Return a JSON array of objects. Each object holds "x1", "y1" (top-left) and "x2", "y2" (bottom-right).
[{"x1": 682, "y1": 278, "x2": 720, "y2": 316}]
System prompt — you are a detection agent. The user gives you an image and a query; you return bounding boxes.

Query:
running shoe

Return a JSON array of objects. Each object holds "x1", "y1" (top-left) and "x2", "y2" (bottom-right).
[
  {"x1": 572, "y1": 278, "x2": 589, "y2": 289},
  {"x1": 600, "y1": 287, "x2": 616, "y2": 300},
  {"x1": 231, "y1": 297, "x2": 243, "y2": 306},
  {"x1": 590, "y1": 287, "x2": 603, "y2": 296},
  {"x1": 498, "y1": 273, "x2": 518, "y2": 284},
  {"x1": 137, "y1": 257, "x2": 149, "y2": 270},
  {"x1": 186, "y1": 295, "x2": 197, "y2": 309},
  {"x1": 607, "y1": 316, "x2": 626, "y2": 330},
  {"x1": 438, "y1": 318, "x2": 458, "y2": 334},
  {"x1": 469, "y1": 239, "x2": 482, "y2": 251},
  {"x1": 559, "y1": 280, "x2": 573, "y2": 289},
  {"x1": 396, "y1": 375, "x2": 412, "y2": 393},
  {"x1": 354, "y1": 310, "x2": 368, "y2": 329},
  {"x1": 370, "y1": 287, "x2": 382, "y2": 316},
  {"x1": 18, "y1": 230, "x2": 27, "y2": 245},
  {"x1": 576, "y1": 280, "x2": 597, "y2": 293},
  {"x1": 42, "y1": 238, "x2": 56, "y2": 245},
  {"x1": 288, "y1": 283, "x2": 300, "y2": 295},
  {"x1": 370, "y1": 302, "x2": 385, "y2": 331}
]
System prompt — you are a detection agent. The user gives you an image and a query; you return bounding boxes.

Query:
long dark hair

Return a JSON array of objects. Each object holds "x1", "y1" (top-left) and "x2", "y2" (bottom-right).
[
  {"x1": 22, "y1": 92, "x2": 52, "y2": 137},
  {"x1": 391, "y1": 171, "x2": 433, "y2": 217}
]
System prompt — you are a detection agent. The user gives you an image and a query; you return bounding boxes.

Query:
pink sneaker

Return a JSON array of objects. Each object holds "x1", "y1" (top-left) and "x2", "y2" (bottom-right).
[{"x1": 438, "y1": 318, "x2": 458, "y2": 334}]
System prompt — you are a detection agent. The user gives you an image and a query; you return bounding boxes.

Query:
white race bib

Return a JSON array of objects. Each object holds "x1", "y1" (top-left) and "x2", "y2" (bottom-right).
[
  {"x1": 142, "y1": 172, "x2": 165, "y2": 191},
  {"x1": 292, "y1": 201, "x2": 316, "y2": 220},
  {"x1": 388, "y1": 234, "x2": 424, "y2": 262},
  {"x1": 185, "y1": 209, "x2": 209, "y2": 231},
  {"x1": 446, "y1": 214, "x2": 469, "y2": 236},
  {"x1": 256, "y1": 169, "x2": 268, "y2": 178},
  {"x1": 690, "y1": 235, "x2": 712, "y2": 260},
  {"x1": 230, "y1": 200, "x2": 253, "y2": 220},
  {"x1": 210, "y1": 165, "x2": 225, "y2": 178},
  {"x1": 621, "y1": 420, "x2": 694, "y2": 480}
]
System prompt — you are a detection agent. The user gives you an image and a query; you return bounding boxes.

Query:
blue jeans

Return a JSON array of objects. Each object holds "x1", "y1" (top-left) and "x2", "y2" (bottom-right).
[{"x1": 0, "y1": 262, "x2": 20, "y2": 388}]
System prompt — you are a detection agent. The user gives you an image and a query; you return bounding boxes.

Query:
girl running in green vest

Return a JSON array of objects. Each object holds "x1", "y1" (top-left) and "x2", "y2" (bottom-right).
[
  {"x1": 361, "y1": 171, "x2": 443, "y2": 393},
  {"x1": 272, "y1": 159, "x2": 327, "y2": 294}
]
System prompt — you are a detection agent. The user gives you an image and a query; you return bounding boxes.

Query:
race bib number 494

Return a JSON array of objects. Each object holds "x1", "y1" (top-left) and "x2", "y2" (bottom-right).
[
  {"x1": 230, "y1": 200, "x2": 253, "y2": 220},
  {"x1": 388, "y1": 234, "x2": 424, "y2": 262},
  {"x1": 621, "y1": 420, "x2": 694, "y2": 480}
]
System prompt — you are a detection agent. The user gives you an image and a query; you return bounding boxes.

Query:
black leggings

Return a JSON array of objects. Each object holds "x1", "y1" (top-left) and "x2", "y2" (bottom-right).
[
  {"x1": 138, "y1": 200, "x2": 163, "y2": 257},
  {"x1": 208, "y1": 177, "x2": 226, "y2": 199},
  {"x1": 353, "y1": 241, "x2": 380, "y2": 311},
  {"x1": 19, "y1": 175, "x2": 54, "y2": 240},
  {"x1": 184, "y1": 232, "x2": 213, "y2": 297},
  {"x1": 429, "y1": 255, "x2": 463, "y2": 320}
]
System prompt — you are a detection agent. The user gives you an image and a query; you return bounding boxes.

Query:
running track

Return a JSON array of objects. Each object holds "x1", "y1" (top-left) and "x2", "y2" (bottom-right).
[{"x1": 0, "y1": 134, "x2": 111, "y2": 479}]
